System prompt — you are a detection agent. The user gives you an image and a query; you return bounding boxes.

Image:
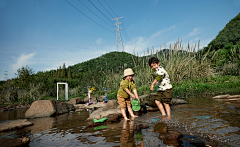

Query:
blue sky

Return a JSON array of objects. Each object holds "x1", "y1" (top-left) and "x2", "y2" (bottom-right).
[{"x1": 0, "y1": 0, "x2": 240, "y2": 80}]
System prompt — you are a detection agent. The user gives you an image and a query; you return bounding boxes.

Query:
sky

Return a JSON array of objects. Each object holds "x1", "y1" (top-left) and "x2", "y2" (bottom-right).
[{"x1": 0, "y1": 0, "x2": 240, "y2": 80}]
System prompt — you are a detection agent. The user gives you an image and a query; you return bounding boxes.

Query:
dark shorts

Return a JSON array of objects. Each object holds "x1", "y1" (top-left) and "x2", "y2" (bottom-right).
[{"x1": 154, "y1": 88, "x2": 173, "y2": 104}]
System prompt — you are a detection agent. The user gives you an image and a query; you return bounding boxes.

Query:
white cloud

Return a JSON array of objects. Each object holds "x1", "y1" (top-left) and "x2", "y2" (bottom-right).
[
  {"x1": 123, "y1": 26, "x2": 176, "y2": 55},
  {"x1": 96, "y1": 38, "x2": 102, "y2": 44},
  {"x1": 189, "y1": 28, "x2": 201, "y2": 36},
  {"x1": 12, "y1": 53, "x2": 36, "y2": 72}
]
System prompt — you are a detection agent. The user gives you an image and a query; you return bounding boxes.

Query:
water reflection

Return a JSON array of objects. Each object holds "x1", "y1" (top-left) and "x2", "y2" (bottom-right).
[
  {"x1": 0, "y1": 98, "x2": 240, "y2": 146},
  {"x1": 0, "y1": 108, "x2": 28, "y2": 122}
]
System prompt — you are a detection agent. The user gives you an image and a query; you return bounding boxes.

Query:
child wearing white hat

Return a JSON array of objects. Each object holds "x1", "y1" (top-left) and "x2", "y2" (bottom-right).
[{"x1": 117, "y1": 68, "x2": 139, "y2": 120}]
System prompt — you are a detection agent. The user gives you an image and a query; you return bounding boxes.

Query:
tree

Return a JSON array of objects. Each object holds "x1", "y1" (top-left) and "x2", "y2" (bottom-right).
[
  {"x1": 15, "y1": 65, "x2": 34, "y2": 89},
  {"x1": 61, "y1": 63, "x2": 67, "y2": 78},
  {"x1": 68, "y1": 67, "x2": 72, "y2": 79}
]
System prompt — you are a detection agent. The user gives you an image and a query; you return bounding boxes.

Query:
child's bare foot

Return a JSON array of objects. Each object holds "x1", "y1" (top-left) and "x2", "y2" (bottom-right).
[
  {"x1": 124, "y1": 117, "x2": 130, "y2": 120},
  {"x1": 131, "y1": 115, "x2": 138, "y2": 118}
]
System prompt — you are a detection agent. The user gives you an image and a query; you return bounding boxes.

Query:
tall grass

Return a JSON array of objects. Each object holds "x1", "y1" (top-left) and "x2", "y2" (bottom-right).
[{"x1": 1, "y1": 39, "x2": 239, "y2": 104}]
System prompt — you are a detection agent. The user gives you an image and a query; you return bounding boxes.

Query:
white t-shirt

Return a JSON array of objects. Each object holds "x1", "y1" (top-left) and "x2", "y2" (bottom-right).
[{"x1": 156, "y1": 66, "x2": 172, "y2": 90}]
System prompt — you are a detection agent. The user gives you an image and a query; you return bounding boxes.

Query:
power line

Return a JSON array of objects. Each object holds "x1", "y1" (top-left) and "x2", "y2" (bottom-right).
[
  {"x1": 97, "y1": 0, "x2": 115, "y2": 19},
  {"x1": 104, "y1": 0, "x2": 118, "y2": 17},
  {"x1": 103, "y1": 0, "x2": 130, "y2": 43},
  {"x1": 65, "y1": 0, "x2": 114, "y2": 34},
  {"x1": 77, "y1": 0, "x2": 113, "y2": 27},
  {"x1": 88, "y1": 0, "x2": 113, "y2": 24}
]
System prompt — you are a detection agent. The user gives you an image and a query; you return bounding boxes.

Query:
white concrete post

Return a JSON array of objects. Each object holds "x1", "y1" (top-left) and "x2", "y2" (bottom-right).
[
  {"x1": 57, "y1": 82, "x2": 68, "y2": 101},
  {"x1": 65, "y1": 83, "x2": 68, "y2": 100}
]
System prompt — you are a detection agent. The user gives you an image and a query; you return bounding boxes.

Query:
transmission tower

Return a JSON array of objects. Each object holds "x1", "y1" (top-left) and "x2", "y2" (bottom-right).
[
  {"x1": 4, "y1": 71, "x2": 8, "y2": 80},
  {"x1": 112, "y1": 17, "x2": 124, "y2": 51}
]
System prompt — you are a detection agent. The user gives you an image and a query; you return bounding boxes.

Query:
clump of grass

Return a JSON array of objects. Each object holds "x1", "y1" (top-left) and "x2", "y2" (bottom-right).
[{"x1": 173, "y1": 75, "x2": 240, "y2": 98}]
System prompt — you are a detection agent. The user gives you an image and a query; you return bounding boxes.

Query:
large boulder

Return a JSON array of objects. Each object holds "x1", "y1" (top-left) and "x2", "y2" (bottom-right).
[
  {"x1": 25, "y1": 100, "x2": 75, "y2": 118},
  {"x1": 102, "y1": 100, "x2": 119, "y2": 111},
  {"x1": 139, "y1": 93, "x2": 188, "y2": 106},
  {"x1": 84, "y1": 97, "x2": 98, "y2": 103},
  {"x1": 67, "y1": 98, "x2": 84, "y2": 105},
  {"x1": 0, "y1": 119, "x2": 33, "y2": 132},
  {"x1": 86, "y1": 107, "x2": 122, "y2": 121}
]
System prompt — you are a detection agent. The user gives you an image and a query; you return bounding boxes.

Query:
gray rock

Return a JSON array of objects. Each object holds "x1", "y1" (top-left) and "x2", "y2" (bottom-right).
[
  {"x1": 0, "y1": 137, "x2": 30, "y2": 147},
  {"x1": 0, "y1": 119, "x2": 33, "y2": 132},
  {"x1": 139, "y1": 93, "x2": 188, "y2": 106},
  {"x1": 25, "y1": 100, "x2": 75, "y2": 118},
  {"x1": 67, "y1": 98, "x2": 84, "y2": 105},
  {"x1": 86, "y1": 107, "x2": 122, "y2": 121},
  {"x1": 102, "y1": 100, "x2": 118, "y2": 111},
  {"x1": 170, "y1": 98, "x2": 188, "y2": 105}
]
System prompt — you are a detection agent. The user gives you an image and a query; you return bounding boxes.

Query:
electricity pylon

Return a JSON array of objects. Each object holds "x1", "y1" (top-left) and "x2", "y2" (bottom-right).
[{"x1": 112, "y1": 17, "x2": 124, "y2": 52}]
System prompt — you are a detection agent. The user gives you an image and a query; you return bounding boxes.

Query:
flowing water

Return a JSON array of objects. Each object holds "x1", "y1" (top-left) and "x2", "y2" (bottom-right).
[{"x1": 0, "y1": 97, "x2": 240, "y2": 147}]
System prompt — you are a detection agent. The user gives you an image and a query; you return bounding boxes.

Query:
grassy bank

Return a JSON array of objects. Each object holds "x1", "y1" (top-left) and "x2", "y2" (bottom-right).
[{"x1": 40, "y1": 75, "x2": 240, "y2": 102}]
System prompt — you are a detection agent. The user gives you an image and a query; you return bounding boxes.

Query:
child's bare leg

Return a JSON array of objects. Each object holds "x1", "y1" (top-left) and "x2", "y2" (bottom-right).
[
  {"x1": 127, "y1": 106, "x2": 138, "y2": 118},
  {"x1": 155, "y1": 100, "x2": 166, "y2": 116},
  {"x1": 121, "y1": 108, "x2": 129, "y2": 120},
  {"x1": 163, "y1": 103, "x2": 171, "y2": 117}
]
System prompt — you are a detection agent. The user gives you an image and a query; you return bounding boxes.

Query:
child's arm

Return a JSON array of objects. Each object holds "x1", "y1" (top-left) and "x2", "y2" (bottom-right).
[
  {"x1": 150, "y1": 75, "x2": 162, "y2": 91},
  {"x1": 133, "y1": 89, "x2": 139, "y2": 100},
  {"x1": 125, "y1": 88, "x2": 136, "y2": 99},
  {"x1": 150, "y1": 79, "x2": 158, "y2": 91}
]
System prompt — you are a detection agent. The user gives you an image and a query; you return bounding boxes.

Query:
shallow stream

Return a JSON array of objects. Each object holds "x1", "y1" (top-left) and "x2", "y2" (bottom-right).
[{"x1": 0, "y1": 97, "x2": 240, "y2": 147}]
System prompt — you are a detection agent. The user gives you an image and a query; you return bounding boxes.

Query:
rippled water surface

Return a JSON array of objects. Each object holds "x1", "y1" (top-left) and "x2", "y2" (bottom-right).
[{"x1": 0, "y1": 97, "x2": 240, "y2": 147}]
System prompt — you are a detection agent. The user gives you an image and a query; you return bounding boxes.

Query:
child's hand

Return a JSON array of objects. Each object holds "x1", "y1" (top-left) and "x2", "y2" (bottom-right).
[
  {"x1": 150, "y1": 85, "x2": 154, "y2": 91},
  {"x1": 131, "y1": 94, "x2": 136, "y2": 99}
]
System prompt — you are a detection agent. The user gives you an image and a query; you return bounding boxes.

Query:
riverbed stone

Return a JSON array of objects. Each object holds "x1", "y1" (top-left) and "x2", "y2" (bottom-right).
[
  {"x1": 86, "y1": 107, "x2": 122, "y2": 121},
  {"x1": 154, "y1": 122, "x2": 168, "y2": 133},
  {"x1": 102, "y1": 100, "x2": 118, "y2": 111},
  {"x1": 25, "y1": 100, "x2": 75, "y2": 118},
  {"x1": 162, "y1": 131, "x2": 182, "y2": 146},
  {"x1": 227, "y1": 95, "x2": 240, "y2": 99},
  {"x1": 84, "y1": 97, "x2": 97, "y2": 103},
  {"x1": 0, "y1": 137, "x2": 30, "y2": 147},
  {"x1": 67, "y1": 98, "x2": 84, "y2": 105},
  {"x1": 0, "y1": 119, "x2": 33, "y2": 132},
  {"x1": 212, "y1": 94, "x2": 230, "y2": 99}
]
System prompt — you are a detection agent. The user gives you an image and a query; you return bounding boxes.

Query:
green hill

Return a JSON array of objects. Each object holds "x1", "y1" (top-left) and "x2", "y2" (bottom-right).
[
  {"x1": 205, "y1": 13, "x2": 240, "y2": 51},
  {"x1": 202, "y1": 13, "x2": 240, "y2": 66}
]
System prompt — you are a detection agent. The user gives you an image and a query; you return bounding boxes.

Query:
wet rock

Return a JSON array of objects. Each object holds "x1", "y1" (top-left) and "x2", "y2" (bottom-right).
[
  {"x1": 86, "y1": 107, "x2": 122, "y2": 121},
  {"x1": 235, "y1": 104, "x2": 240, "y2": 109},
  {"x1": 106, "y1": 114, "x2": 121, "y2": 123},
  {"x1": 180, "y1": 135, "x2": 205, "y2": 147},
  {"x1": 67, "y1": 98, "x2": 84, "y2": 105},
  {"x1": 140, "y1": 93, "x2": 188, "y2": 106},
  {"x1": 0, "y1": 119, "x2": 33, "y2": 132},
  {"x1": 170, "y1": 98, "x2": 188, "y2": 105},
  {"x1": 135, "y1": 124, "x2": 149, "y2": 130},
  {"x1": 102, "y1": 100, "x2": 119, "y2": 111},
  {"x1": 227, "y1": 95, "x2": 240, "y2": 99},
  {"x1": 0, "y1": 137, "x2": 30, "y2": 147},
  {"x1": 212, "y1": 94, "x2": 230, "y2": 99},
  {"x1": 84, "y1": 97, "x2": 97, "y2": 103},
  {"x1": 146, "y1": 106, "x2": 159, "y2": 112},
  {"x1": 165, "y1": 131, "x2": 182, "y2": 140},
  {"x1": 224, "y1": 102, "x2": 232, "y2": 106},
  {"x1": 154, "y1": 122, "x2": 167, "y2": 133},
  {"x1": 160, "y1": 131, "x2": 182, "y2": 146},
  {"x1": 21, "y1": 136, "x2": 30, "y2": 144},
  {"x1": 25, "y1": 100, "x2": 75, "y2": 118}
]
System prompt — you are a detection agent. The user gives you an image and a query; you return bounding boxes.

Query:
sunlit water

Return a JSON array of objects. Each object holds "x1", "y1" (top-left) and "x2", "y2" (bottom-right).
[{"x1": 0, "y1": 98, "x2": 240, "y2": 147}]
